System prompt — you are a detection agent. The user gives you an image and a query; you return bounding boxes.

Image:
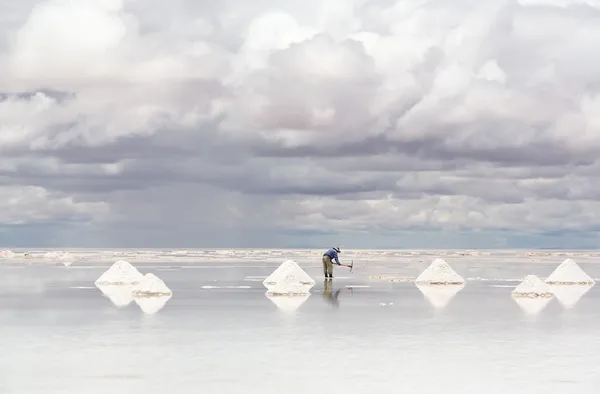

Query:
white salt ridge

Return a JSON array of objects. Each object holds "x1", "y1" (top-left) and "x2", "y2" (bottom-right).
[
  {"x1": 95, "y1": 260, "x2": 144, "y2": 285},
  {"x1": 548, "y1": 284, "x2": 594, "y2": 309},
  {"x1": 0, "y1": 250, "x2": 15, "y2": 259},
  {"x1": 201, "y1": 285, "x2": 252, "y2": 289},
  {"x1": 134, "y1": 295, "x2": 171, "y2": 314},
  {"x1": 132, "y1": 273, "x2": 172, "y2": 296},
  {"x1": 266, "y1": 293, "x2": 310, "y2": 312},
  {"x1": 414, "y1": 258, "x2": 465, "y2": 285},
  {"x1": 170, "y1": 250, "x2": 188, "y2": 256},
  {"x1": 59, "y1": 252, "x2": 75, "y2": 266},
  {"x1": 263, "y1": 260, "x2": 315, "y2": 295},
  {"x1": 95, "y1": 284, "x2": 135, "y2": 308},
  {"x1": 545, "y1": 259, "x2": 595, "y2": 285},
  {"x1": 512, "y1": 275, "x2": 554, "y2": 298},
  {"x1": 416, "y1": 283, "x2": 465, "y2": 308},
  {"x1": 44, "y1": 251, "x2": 65, "y2": 260}
]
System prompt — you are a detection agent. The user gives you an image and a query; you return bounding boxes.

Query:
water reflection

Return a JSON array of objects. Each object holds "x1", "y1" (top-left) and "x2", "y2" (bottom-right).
[
  {"x1": 415, "y1": 283, "x2": 465, "y2": 309},
  {"x1": 323, "y1": 279, "x2": 342, "y2": 308},
  {"x1": 95, "y1": 284, "x2": 135, "y2": 308},
  {"x1": 265, "y1": 292, "x2": 310, "y2": 312},
  {"x1": 548, "y1": 284, "x2": 594, "y2": 309},
  {"x1": 95, "y1": 283, "x2": 172, "y2": 314},
  {"x1": 134, "y1": 295, "x2": 172, "y2": 314},
  {"x1": 513, "y1": 296, "x2": 552, "y2": 316}
]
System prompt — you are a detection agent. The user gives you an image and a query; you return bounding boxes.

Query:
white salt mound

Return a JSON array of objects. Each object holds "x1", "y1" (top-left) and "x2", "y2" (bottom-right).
[
  {"x1": 263, "y1": 260, "x2": 315, "y2": 295},
  {"x1": 414, "y1": 258, "x2": 465, "y2": 285},
  {"x1": 512, "y1": 275, "x2": 554, "y2": 298},
  {"x1": 132, "y1": 273, "x2": 172, "y2": 296},
  {"x1": 545, "y1": 259, "x2": 595, "y2": 285},
  {"x1": 95, "y1": 260, "x2": 144, "y2": 285}
]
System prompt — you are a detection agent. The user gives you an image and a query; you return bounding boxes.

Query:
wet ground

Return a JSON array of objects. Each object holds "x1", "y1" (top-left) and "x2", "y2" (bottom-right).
[{"x1": 0, "y1": 256, "x2": 598, "y2": 393}]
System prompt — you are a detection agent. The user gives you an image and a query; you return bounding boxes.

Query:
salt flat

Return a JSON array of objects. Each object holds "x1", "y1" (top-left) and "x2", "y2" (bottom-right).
[{"x1": 0, "y1": 250, "x2": 599, "y2": 393}]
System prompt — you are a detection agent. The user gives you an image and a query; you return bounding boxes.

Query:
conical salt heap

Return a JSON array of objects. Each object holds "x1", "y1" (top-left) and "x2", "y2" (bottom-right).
[
  {"x1": 414, "y1": 258, "x2": 465, "y2": 285},
  {"x1": 545, "y1": 259, "x2": 595, "y2": 285},
  {"x1": 263, "y1": 260, "x2": 315, "y2": 295},
  {"x1": 95, "y1": 260, "x2": 144, "y2": 285},
  {"x1": 132, "y1": 273, "x2": 172, "y2": 297},
  {"x1": 512, "y1": 275, "x2": 553, "y2": 298}
]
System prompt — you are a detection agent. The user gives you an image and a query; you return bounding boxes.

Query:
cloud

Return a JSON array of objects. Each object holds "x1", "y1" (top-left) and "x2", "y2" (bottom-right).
[{"x1": 2, "y1": 0, "x2": 600, "y2": 248}]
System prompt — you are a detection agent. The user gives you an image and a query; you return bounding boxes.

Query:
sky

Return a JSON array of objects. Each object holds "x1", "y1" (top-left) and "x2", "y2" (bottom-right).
[{"x1": 1, "y1": 0, "x2": 600, "y2": 249}]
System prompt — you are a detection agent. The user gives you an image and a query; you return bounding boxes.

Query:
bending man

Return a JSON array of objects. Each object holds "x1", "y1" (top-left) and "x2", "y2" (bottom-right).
[{"x1": 322, "y1": 247, "x2": 341, "y2": 279}]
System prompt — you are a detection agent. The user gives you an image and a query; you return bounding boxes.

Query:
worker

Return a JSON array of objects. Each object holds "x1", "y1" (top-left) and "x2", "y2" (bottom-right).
[{"x1": 322, "y1": 247, "x2": 341, "y2": 278}]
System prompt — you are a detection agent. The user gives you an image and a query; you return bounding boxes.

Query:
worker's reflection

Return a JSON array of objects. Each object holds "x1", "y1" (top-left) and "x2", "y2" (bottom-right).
[{"x1": 323, "y1": 279, "x2": 342, "y2": 308}]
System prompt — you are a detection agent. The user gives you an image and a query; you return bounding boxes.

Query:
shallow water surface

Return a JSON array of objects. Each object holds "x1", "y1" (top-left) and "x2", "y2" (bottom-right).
[{"x1": 0, "y1": 258, "x2": 598, "y2": 393}]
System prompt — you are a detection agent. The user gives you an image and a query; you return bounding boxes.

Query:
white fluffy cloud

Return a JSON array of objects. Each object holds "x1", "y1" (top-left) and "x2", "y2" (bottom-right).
[{"x1": 1, "y1": 0, "x2": 600, "y2": 247}]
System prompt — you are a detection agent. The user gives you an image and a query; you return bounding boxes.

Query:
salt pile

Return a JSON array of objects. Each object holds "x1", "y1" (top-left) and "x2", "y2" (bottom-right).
[
  {"x1": 131, "y1": 273, "x2": 172, "y2": 296},
  {"x1": 415, "y1": 283, "x2": 465, "y2": 308},
  {"x1": 263, "y1": 260, "x2": 315, "y2": 295},
  {"x1": 95, "y1": 260, "x2": 144, "y2": 285},
  {"x1": 512, "y1": 275, "x2": 554, "y2": 298},
  {"x1": 266, "y1": 293, "x2": 310, "y2": 312},
  {"x1": 545, "y1": 259, "x2": 595, "y2": 285},
  {"x1": 414, "y1": 258, "x2": 465, "y2": 285},
  {"x1": 0, "y1": 250, "x2": 15, "y2": 259},
  {"x1": 95, "y1": 284, "x2": 135, "y2": 308}
]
